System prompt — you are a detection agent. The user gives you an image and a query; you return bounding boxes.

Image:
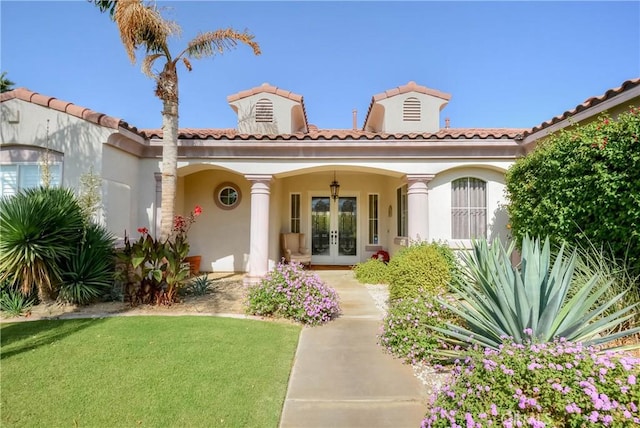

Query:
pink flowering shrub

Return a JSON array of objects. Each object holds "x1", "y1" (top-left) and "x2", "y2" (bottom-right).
[
  {"x1": 379, "y1": 296, "x2": 458, "y2": 364},
  {"x1": 245, "y1": 261, "x2": 340, "y2": 325},
  {"x1": 422, "y1": 335, "x2": 640, "y2": 427}
]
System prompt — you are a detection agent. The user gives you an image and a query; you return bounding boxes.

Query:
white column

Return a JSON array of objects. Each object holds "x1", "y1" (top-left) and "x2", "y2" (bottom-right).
[
  {"x1": 244, "y1": 174, "x2": 273, "y2": 285},
  {"x1": 406, "y1": 174, "x2": 434, "y2": 243}
]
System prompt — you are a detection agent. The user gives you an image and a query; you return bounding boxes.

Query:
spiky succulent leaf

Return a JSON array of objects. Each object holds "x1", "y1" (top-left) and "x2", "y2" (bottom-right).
[{"x1": 434, "y1": 236, "x2": 639, "y2": 353}]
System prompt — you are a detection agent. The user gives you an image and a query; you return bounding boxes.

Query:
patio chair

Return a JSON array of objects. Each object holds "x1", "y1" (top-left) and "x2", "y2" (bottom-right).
[{"x1": 281, "y1": 233, "x2": 311, "y2": 267}]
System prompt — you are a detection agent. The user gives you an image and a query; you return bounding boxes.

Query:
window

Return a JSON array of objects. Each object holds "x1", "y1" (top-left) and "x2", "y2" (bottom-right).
[
  {"x1": 255, "y1": 98, "x2": 274, "y2": 123},
  {"x1": 368, "y1": 194, "x2": 379, "y2": 244},
  {"x1": 214, "y1": 182, "x2": 241, "y2": 210},
  {"x1": 403, "y1": 97, "x2": 421, "y2": 122},
  {"x1": 290, "y1": 193, "x2": 301, "y2": 233},
  {"x1": 396, "y1": 185, "x2": 408, "y2": 237},
  {"x1": 0, "y1": 163, "x2": 62, "y2": 197},
  {"x1": 451, "y1": 177, "x2": 487, "y2": 239}
]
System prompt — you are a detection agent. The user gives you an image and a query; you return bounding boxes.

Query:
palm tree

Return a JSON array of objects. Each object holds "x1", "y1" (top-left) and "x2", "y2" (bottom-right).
[
  {"x1": 96, "y1": 0, "x2": 260, "y2": 240},
  {"x1": 1, "y1": 72, "x2": 15, "y2": 93}
]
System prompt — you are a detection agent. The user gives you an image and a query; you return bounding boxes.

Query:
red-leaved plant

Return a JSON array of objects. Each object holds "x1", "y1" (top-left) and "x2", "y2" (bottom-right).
[{"x1": 117, "y1": 205, "x2": 202, "y2": 305}]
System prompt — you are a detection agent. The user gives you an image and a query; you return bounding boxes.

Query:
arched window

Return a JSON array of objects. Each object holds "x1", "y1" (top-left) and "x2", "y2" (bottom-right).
[
  {"x1": 255, "y1": 98, "x2": 274, "y2": 123},
  {"x1": 451, "y1": 178, "x2": 486, "y2": 239},
  {"x1": 403, "y1": 97, "x2": 421, "y2": 122}
]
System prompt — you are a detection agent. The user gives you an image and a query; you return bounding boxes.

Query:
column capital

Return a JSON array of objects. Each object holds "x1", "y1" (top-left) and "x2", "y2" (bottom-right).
[
  {"x1": 244, "y1": 174, "x2": 273, "y2": 184},
  {"x1": 404, "y1": 174, "x2": 435, "y2": 184}
]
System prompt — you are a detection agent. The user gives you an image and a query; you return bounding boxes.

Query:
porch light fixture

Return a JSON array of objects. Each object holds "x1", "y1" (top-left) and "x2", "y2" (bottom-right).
[{"x1": 330, "y1": 171, "x2": 340, "y2": 200}]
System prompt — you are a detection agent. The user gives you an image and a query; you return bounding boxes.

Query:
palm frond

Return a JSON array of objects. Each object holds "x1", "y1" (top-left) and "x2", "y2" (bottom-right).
[
  {"x1": 142, "y1": 53, "x2": 163, "y2": 78},
  {"x1": 113, "y1": 0, "x2": 176, "y2": 63},
  {"x1": 183, "y1": 28, "x2": 261, "y2": 61}
]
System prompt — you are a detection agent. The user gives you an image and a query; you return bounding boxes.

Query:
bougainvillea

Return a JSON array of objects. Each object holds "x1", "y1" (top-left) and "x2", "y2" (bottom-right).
[
  {"x1": 245, "y1": 261, "x2": 340, "y2": 325},
  {"x1": 506, "y1": 108, "x2": 640, "y2": 275},
  {"x1": 422, "y1": 334, "x2": 640, "y2": 427}
]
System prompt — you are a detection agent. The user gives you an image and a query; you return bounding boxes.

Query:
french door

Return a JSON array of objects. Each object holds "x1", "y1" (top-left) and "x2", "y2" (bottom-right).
[{"x1": 310, "y1": 195, "x2": 359, "y2": 265}]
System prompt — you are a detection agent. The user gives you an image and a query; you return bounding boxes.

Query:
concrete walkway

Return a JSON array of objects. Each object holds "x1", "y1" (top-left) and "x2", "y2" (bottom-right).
[{"x1": 279, "y1": 270, "x2": 428, "y2": 428}]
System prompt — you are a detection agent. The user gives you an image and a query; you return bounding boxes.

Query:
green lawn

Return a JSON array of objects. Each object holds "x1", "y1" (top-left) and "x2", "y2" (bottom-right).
[{"x1": 1, "y1": 316, "x2": 301, "y2": 427}]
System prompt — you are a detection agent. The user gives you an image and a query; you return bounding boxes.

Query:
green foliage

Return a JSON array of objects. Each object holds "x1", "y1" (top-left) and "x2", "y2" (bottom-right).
[
  {"x1": 0, "y1": 71, "x2": 14, "y2": 93},
  {"x1": 379, "y1": 296, "x2": 458, "y2": 364},
  {"x1": 0, "y1": 187, "x2": 84, "y2": 302},
  {"x1": 424, "y1": 338, "x2": 640, "y2": 427},
  {"x1": 187, "y1": 274, "x2": 214, "y2": 296},
  {"x1": 59, "y1": 224, "x2": 116, "y2": 305},
  {"x1": 387, "y1": 242, "x2": 452, "y2": 301},
  {"x1": 433, "y1": 236, "x2": 640, "y2": 355},
  {"x1": 573, "y1": 241, "x2": 640, "y2": 332},
  {"x1": 506, "y1": 109, "x2": 640, "y2": 275},
  {"x1": 352, "y1": 258, "x2": 389, "y2": 284},
  {"x1": 0, "y1": 283, "x2": 35, "y2": 317}
]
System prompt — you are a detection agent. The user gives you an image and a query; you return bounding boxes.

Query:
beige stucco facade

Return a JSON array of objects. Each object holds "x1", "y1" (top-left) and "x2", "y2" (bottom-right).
[{"x1": 2, "y1": 78, "x2": 638, "y2": 279}]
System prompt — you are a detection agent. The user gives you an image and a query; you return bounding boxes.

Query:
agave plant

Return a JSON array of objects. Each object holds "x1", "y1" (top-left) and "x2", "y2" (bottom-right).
[
  {"x1": 59, "y1": 223, "x2": 116, "y2": 305},
  {"x1": 432, "y1": 236, "x2": 639, "y2": 353},
  {"x1": 0, "y1": 187, "x2": 84, "y2": 302}
]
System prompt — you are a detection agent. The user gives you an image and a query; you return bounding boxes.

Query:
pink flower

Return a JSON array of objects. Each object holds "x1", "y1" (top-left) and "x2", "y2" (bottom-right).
[
  {"x1": 194, "y1": 205, "x2": 202, "y2": 216},
  {"x1": 137, "y1": 227, "x2": 148, "y2": 235}
]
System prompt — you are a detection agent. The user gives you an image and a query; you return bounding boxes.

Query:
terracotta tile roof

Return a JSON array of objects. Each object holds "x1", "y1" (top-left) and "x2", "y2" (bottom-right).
[
  {"x1": 363, "y1": 81, "x2": 452, "y2": 129},
  {"x1": 141, "y1": 127, "x2": 526, "y2": 141},
  {"x1": 525, "y1": 77, "x2": 640, "y2": 137},
  {"x1": 0, "y1": 87, "x2": 143, "y2": 135},
  {"x1": 371, "y1": 81, "x2": 452, "y2": 103}
]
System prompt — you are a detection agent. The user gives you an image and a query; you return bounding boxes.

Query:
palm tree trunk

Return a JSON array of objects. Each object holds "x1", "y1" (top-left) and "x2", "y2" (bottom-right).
[
  {"x1": 160, "y1": 98, "x2": 178, "y2": 241},
  {"x1": 158, "y1": 62, "x2": 179, "y2": 242}
]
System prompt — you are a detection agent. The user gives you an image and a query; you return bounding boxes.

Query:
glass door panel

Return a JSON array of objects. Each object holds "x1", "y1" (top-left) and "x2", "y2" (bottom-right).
[
  {"x1": 338, "y1": 197, "x2": 357, "y2": 256},
  {"x1": 311, "y1": 197, "x2": 330, "y2": 256}
]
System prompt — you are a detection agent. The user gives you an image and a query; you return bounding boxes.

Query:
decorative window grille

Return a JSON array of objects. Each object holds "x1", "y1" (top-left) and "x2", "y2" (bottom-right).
[
  {"x1": 255, "y1": 98, "x2": 274, "y2": 123},
  {"x1": 396, "y1": 185, "x2": 408, "y2": 237},
  {"x1": 368, "y1": 194, "x2": 379, "y2": 244},
  {"x1": 290, "y1": 193, "x2": 301, "y2": 233},
  {"x1": 403, "y1": 97, "x2": 421, "y2": 121},
  {"x1": 0, "y1": 163, "x2": 62, "y2": 197},
  {"x1": 451, "y1": 177, "x2": 487, "y2": 239}
]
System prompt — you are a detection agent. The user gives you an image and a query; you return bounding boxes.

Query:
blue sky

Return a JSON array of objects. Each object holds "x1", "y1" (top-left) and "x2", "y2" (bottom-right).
[{"x1": 1, "y1": 1, "x2": 639, "y2": 131}]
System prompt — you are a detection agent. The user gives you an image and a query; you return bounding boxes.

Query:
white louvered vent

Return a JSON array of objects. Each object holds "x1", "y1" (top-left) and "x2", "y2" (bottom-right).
[
  {"x1": 403, "y1": 97, "x2": 421, "y2": 121},
  {"x1": 255, "y1": 98, "x2": 274, "y2": 123}
]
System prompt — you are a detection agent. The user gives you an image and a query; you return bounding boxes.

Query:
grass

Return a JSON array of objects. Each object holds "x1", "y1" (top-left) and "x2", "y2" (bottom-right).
[{"x1": 1, "y1": 316, "x2": 301, "y2": 427}]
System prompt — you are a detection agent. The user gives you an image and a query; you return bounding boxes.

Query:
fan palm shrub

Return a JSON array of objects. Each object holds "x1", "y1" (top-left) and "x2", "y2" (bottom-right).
[
  {"x1": 432, "y1": 236, "x2": 640, "y2": 354},
  {"x1": 0, "y1": 187, "x2": 84, "y2": 302},
  {"x1": 59, "y1": 223, "x2": 116, "y2": 305}
]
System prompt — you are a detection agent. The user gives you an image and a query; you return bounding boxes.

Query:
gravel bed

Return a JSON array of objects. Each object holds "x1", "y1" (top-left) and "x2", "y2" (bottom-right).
[{"x1": 363, "y1": 283, "x2": 452, "y2": 399}]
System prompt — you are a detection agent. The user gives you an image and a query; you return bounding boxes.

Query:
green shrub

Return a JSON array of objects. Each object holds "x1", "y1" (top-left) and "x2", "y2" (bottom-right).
[
  {"x1": 245, "y1": 261, "x2": 340, "y2": 325},
  {"x1": 187, "y1": 274, "x2": 214, "y2": 296},
  {"x1": 0, "y1": 186, "x2": 84, "y2": 302},
  {"x1": 422, "y1": 338, "x2": 640, "y2": 427},
  {"x1": 573, "y1": 241, "x2": 640, "y2": 332},
  {"x1": 0, "y1": 283, "x2": 36, "y2": 317},
  {"x1": 379, "y1": 296, "x2": 458, "y2": 364},
  {"x1": 352, "y1": 258, "x2": 389, "y2": 284},
  {"x1": 387, "y1": 242, "x2": 451, "y2": 301},
  {"x1": 506, "y1": 108, "x2": 640, "y2": 276},
  {"x1": 59, "y1": 223, "x2": 116, "y2": 305}
]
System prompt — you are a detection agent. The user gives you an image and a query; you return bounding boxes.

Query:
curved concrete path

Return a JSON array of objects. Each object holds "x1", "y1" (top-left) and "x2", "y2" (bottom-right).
[{"x1": 279, "y1": 270, "x2": 428, "y2": 428}]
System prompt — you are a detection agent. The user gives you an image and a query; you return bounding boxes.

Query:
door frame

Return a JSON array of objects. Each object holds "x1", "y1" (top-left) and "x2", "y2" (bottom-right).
[{"x1": 308, "y1": 191, "x2": 360, "y2": 265}]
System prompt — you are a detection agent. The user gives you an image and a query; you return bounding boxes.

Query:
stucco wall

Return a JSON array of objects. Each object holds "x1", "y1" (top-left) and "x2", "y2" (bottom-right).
[
  {"x1": 428, "y1": 166, "x2": 510, "y2": 249},
  {"x1": 101, "y1": 145, "x2": 140, "y2": 239},
  {"x1": 181, "y1": 169, "x2": 251, "y2": 272},
  {"x1": 377, "y1": 92, "x2": 447, "y2": 133},
  {"x1": 1, "y1": 99, "x2": 113, "y2": 189},
  {"x1": 230, "y1": 93, "x2": 299, "y2": 134}
]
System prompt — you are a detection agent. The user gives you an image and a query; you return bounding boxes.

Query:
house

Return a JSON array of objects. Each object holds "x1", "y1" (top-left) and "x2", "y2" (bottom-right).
[{"x1": 1, "y1": 78, "x2": 639, "y2": 283}]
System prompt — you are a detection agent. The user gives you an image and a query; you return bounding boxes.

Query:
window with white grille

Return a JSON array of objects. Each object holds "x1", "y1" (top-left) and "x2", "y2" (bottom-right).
[
  {"x1": 368, "y1": 194, "x2": 379, "y2": 244},
  {"x1": 290, "y1": 193, "x2": 301, "y2": 233},
  {"x1": 451, "y1": 178, "x2": 487, "y2": 239},
  {"x1": 403, "y1": 97, "x2": 421, "y2": 122},
  {"x1": 396, "y1": 185, "x2": 408, "y2": 237},
  {"x1": 0, "y1": 163, "x2": 62, "y2": 197},
  {"x1": 255, "y1": 98, "x2": 274, "y2": 123}
]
